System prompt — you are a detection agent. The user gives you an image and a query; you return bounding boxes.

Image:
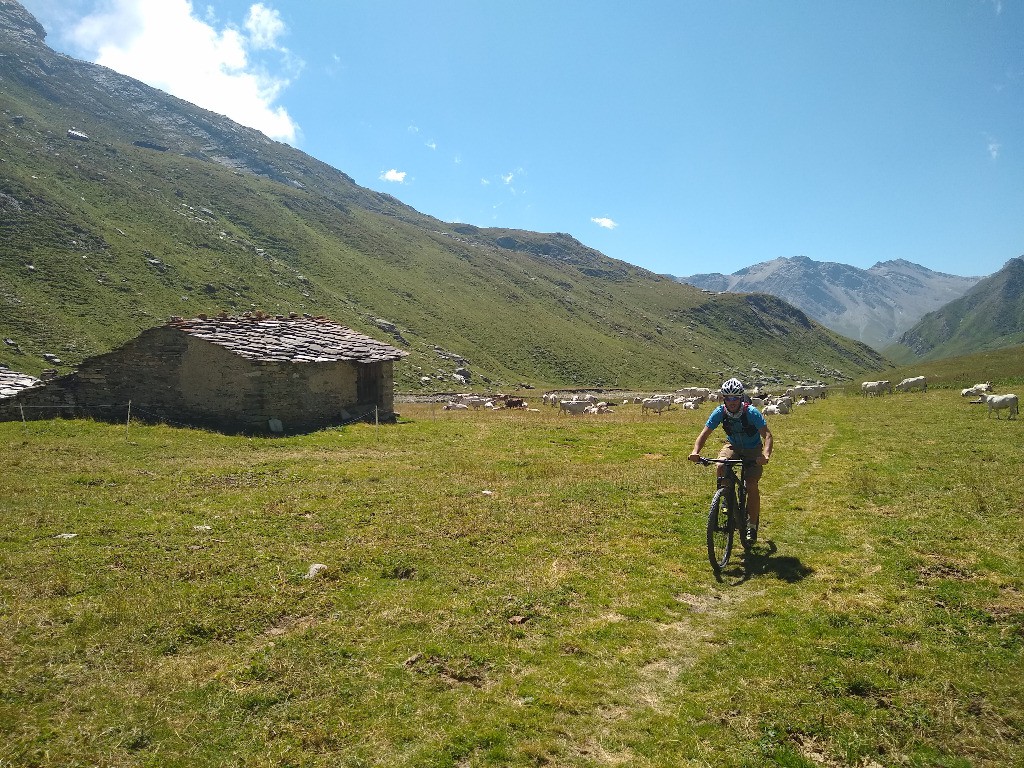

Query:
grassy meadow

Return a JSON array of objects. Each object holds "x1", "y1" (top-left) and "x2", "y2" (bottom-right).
[{"x1": 1, "y1": 383, "x2": 1022, "y2": 767}]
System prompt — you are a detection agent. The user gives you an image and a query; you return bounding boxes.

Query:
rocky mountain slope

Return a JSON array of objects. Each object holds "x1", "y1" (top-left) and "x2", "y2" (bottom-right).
[
  {"x1": 676, "y1": 255, "x2": 981, "y2": 350},
  {"x1": 886, "y1": 257, "x2": 1024, "y2": 362},
  {"x1": 0, "y1": 1, "x2": 887, "y2": 391}
]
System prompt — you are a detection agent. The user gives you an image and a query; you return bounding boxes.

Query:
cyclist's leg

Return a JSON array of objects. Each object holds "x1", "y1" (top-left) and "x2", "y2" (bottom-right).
[
  {"x1": 741, "y1": 448, "x2": 764, "y2": 535},
  {"x1": 716, "y1": 443, "x2": 736, "y2": 484},
  {"x1": 746, "y1": 478, "x2": 760, "y2": 526}
]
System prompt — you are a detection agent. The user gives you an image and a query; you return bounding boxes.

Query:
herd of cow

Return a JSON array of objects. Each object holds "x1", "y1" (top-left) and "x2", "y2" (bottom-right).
[
  {"x1": 861, "y1": 376, "x2": 1018, "y2": 419},
  {"x1": 439, "y1": 375, "x2": 1018, "y2": 421},
  {"x1": 440, "y1": 383, "x2": 827, "y2": 417}
]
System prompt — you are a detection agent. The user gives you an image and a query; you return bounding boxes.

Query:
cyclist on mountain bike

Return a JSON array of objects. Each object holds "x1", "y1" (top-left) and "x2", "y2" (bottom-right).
[{"x1": 688, "y1": 378, "x2": 773, "y2": 543}]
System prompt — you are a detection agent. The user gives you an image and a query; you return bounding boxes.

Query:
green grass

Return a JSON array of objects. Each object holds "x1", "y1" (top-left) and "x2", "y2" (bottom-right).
[
  {"x1": 2, "y1": 384, "x2": 1022, "y2": 767},
  {"x1": 846, "y1": 342, "x2": 1024, "y2": 393}
]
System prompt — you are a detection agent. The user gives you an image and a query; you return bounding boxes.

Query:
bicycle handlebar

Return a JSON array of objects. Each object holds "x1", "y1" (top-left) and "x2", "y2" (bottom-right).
[{"x1": 695, "y1": 457, "x2": 751, "y2": 466}]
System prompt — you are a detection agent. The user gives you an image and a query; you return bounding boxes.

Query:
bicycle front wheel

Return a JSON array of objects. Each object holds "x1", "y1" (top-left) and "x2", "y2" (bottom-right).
[{"x1": 707, "y1": 488, "x2": 734, "y2": 572}]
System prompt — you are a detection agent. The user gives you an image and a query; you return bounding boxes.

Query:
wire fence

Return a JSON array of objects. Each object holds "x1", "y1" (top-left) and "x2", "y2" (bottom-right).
[{"x1": 1, "y1": 400, "x2": 384, "y2": 434}]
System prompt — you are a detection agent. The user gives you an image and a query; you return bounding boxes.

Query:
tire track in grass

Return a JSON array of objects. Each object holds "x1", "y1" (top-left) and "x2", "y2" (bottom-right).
[
  {"x1": 631, "y1": 588, "x2": 763, "y2": 718},
  {"x1": 624, "y1": 415, "x2": 840, "y2": 720}
]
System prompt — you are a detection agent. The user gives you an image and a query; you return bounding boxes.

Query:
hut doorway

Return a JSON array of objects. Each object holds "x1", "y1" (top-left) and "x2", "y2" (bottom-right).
[{"x1": 356, "y1": 363, "x2": 382, "y2": 404}]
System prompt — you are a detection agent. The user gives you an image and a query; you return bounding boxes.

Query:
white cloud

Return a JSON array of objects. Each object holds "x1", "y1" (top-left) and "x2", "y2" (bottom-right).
[
  {"x1": 496, "y1": 167, "x2": 526, "y2": 195},
  {"x1": 591, "y1": 217, "x2": 618, "y2": 230},
  {"x1": 244, "y1": 3, "x2": 284, "y2": 49},
  {"x1": 987, "y1": 137, "x2": 1001, "y2": 160},
  {"x1": 380, "y1": 169, "x2": 407, "y2": 183},
  {"x1": 425, "y1": 140, "x2": 437, "y2": 150},
  {"x1": 67, "y1": 0, "x2": 300, "y2": 143}
]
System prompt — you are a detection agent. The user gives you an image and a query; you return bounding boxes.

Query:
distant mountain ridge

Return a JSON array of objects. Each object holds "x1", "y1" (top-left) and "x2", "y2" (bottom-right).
[
  {"x1": 886, "y1": 257, "x2": 1024, "y2": 362},
  {"x1": 676, "y1": 255, "x2": 981, "y2": 350}
]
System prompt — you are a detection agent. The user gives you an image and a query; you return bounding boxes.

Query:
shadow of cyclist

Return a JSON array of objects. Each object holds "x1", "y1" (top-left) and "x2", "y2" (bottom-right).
[{"x1": 719, "y1": 541, "x2": 814, "y2": 584}]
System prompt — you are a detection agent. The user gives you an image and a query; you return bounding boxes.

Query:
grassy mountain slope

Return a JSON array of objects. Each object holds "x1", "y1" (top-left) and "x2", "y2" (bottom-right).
[
  {"x1": 0, "y1": 2, "x2": 886, "y2": 390},
  {"x1": 885, "y1": 257, "x2": 1024, "y2": 364}
]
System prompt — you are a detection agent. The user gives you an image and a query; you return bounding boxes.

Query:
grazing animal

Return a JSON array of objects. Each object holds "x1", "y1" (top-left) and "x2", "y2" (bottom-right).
[
  {"x1": 894, "y1": 376, "x2": 927, "y2": 393},
  {"x1": 861, "y1": 380, "x2": 892, "y2": 396},
  {"x1": 961, "y1": 382, "x2": 993, "y2": 398},
  {"x1": 786, "y1": 384, "x2": 827, "y2": 400},
  {"x1": 982, "y1": 393, "x2": 1018, "y2": 419},
  {"x1": 559, "y1": 399, "x2": 590, "y2": 415},
  {"x1": 641, "y1": 396, "x2": 673, "y2": 415}
]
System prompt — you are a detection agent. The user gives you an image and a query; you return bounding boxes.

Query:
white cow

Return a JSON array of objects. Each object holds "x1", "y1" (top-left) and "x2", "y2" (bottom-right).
[
  {"x1": 894, "y1": 376, "x2": 927, "y2": 393},
  {"x1": 861, "y1": 380, "x2": 892, "y2": 396},
  {"x1": 559, "y1": 399, "x2": 590, "y2": 415},
  {"x1": 961, "y1": 382, "x2": 993, "y2": 398},
  {"x1": 641, "y1": 396, "x2": 673, "y2": 415},
  {"x1": 982, "y1": 394, "x2": 1018, "y2": 419},
  {"x1": 787, "y1": 384, "x2": 827, "y2": 400},
  {"x1": 458, "y1": 395, "x2": 493, "y2": 409}
]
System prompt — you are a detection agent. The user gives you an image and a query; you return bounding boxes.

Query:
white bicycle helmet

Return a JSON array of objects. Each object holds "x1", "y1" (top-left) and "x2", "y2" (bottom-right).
[{"x1": 720, "y1": 378, "x2": 745, "y2": 396}]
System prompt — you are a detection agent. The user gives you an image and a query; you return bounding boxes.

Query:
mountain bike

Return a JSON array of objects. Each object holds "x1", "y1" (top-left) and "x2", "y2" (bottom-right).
[{"x1": 698, "y1": 457, "x2": 754, "y2": 574}]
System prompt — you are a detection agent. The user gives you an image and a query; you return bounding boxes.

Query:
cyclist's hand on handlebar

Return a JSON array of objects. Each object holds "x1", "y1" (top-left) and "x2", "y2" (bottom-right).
[{"x1": 687, "y1": 452, "x2": 703, "y2": 464}]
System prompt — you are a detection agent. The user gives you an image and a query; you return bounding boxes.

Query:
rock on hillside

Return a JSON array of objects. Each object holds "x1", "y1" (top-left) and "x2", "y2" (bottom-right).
[{"x1": 676, "y1": 255, "x2": 981, "y2": 350}]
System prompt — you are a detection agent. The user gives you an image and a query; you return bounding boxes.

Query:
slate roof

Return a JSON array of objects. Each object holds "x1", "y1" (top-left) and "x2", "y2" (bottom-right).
[
  {"x1": 0, "y1": 366, "x2": 41, "y2": 398},
  {"x1": 168, "y1": 314, "x2": 408, "y2": 363}
]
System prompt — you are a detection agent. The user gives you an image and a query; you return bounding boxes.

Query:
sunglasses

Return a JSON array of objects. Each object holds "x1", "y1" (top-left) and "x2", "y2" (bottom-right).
[{"x1": 723, "y1": 396, "x2": 742, "y2": 402}]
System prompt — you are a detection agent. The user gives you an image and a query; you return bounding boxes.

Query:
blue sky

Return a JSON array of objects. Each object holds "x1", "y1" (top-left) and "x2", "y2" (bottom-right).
[{"x1": 19, "y1": 0, "x2": 1023, "y2": 278}]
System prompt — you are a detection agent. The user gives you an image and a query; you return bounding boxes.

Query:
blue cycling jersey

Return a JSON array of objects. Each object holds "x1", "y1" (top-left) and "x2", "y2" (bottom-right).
[{"x1": 706, "y1": 403, "x2": 766, "y2": 451}]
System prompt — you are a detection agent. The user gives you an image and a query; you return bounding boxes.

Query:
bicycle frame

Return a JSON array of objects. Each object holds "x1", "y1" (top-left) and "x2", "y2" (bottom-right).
[
  {"x1": 701, "y1": 457, "x2": 750, "y2": 510},
  {"x1": 699, "y1": 457, "x2": 754, "y2": 574}
]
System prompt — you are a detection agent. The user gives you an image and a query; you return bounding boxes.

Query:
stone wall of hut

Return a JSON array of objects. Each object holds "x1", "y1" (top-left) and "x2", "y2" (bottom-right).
[{"x1": 0, "y1": 327, "x2": 396, "y2": 434}]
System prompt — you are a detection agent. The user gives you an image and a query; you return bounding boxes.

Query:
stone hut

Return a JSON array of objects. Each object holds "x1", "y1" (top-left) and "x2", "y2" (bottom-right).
[{"x1": 0, "y1": 313, "x2": 407, "y2": 434}]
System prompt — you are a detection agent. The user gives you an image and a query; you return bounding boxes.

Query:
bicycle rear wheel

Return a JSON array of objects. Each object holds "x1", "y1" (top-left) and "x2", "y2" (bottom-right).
[{"x1": 707, "y1": 488, "x2": 734, "y2": 572}]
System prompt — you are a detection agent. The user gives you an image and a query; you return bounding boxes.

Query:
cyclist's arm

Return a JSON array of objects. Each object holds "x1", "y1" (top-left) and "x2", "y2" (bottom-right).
[
  {"x1": 688, "y1": 425, "x2": 714, "y2": 462},
  {"x1": 758, "y1": 425, "x2": 773, "y2": 464}
]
